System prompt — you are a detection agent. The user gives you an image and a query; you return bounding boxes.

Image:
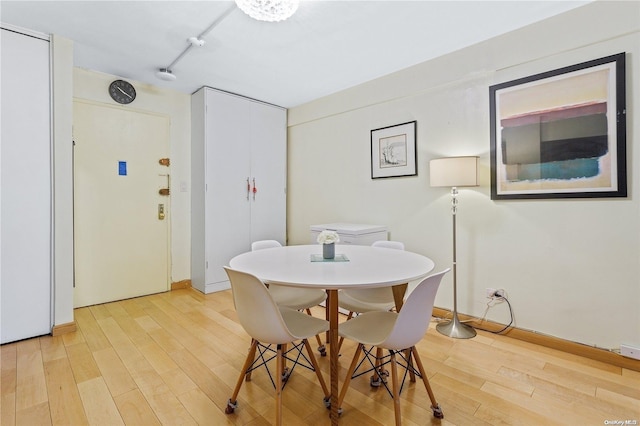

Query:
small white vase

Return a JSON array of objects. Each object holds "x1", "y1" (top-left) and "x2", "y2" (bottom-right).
[{"x1": 323, "y1": 243, "x2": 335, "y2": 259}]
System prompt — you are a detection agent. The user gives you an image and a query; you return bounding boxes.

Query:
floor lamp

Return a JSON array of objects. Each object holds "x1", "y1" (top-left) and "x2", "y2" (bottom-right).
[{"x1": 430, "y1": 156, "x2": 478, "y2": 339}]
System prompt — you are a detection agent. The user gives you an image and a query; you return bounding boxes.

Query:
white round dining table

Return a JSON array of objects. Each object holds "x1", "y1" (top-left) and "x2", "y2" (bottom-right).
[{"x1": 229, "y1": 244, "x2": 435, "y2": 425}]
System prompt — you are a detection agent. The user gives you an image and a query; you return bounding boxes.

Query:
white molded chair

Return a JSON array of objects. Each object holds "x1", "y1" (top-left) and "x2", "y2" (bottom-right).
[
  {"x1": 338, "y1": 240, "x2": 404, "y2": 315},
  {"x1": 251, "y1": 240, "x2": 328, "y2": 355},
  {"x1": 337, "y1": 269, "x2": 451, "y2": 424},
  {"x1": 223, "y1": 267, "x2": 330, "y2": 425},
  {"x1": 337, "y1": 241, "x2": 404, "y2": 363}
]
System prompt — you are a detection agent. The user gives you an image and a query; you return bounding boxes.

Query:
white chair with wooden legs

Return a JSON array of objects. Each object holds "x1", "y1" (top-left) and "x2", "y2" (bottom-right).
[
  {"x1": 251, "y1": 240, "x2": 328, "y2": 356},
  {"x1": 223, "y1": 267, "x2": 331, "y2": 425},
  {"x1": 337, "y1": 269, "x2": 451, "y2": 425},
  {"x1": 338, "y1": 240, "x2": 404, "y2": 317},
  {"x1": 337, "y1": 240, "x2": 404, "y2": 385}
]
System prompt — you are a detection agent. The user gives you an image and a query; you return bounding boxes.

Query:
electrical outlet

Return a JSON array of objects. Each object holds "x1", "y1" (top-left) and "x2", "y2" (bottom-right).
[
  {"x1": 486, "y1": 287, "x2": 506, "y2": 303},
  {"x1": 621, "y1": 344, "x2": 640, "y2": 360}
]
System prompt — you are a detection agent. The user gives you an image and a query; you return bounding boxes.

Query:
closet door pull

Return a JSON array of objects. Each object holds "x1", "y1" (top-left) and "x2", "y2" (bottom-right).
[
  {"x1": 252, "y1": 178, "x2": 257, "y2": 201},
  {"x1": 247, "y1": 178, "x2": 251, "y2": 200}
]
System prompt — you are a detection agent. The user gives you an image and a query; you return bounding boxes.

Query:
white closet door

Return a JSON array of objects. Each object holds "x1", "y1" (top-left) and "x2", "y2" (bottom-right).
[
  {"x1": 204, "y1": 89, "x2": 252, "y2": 286},
  {"x1": 1, "y1": 28, "x2": 52, "y2": 343},
  {"x1": 249, "y1": 101, "x2": 286, "y2": 243}
]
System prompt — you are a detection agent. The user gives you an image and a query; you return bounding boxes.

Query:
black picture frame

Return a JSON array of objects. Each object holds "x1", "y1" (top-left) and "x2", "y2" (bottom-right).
[
  {"x1": 490, "y1": 53, "x2": 626, "y2": 200},
  {"x1": 370, "y1": 121, "x2": 417, "y2": 179}
]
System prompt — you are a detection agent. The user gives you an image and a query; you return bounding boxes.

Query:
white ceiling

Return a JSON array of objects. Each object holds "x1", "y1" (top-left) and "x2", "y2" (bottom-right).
[{"x1": 1, "y1": 1, "x2": 591, "y2": 108}]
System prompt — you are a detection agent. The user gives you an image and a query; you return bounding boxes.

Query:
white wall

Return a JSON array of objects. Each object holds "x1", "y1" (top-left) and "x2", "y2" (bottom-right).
[
  {"x1": 73, "y1": 68, "x2": 192, "y2": 284},
  {"x1": 287, "y1": 1, "x2": 639, "y2": 350}
]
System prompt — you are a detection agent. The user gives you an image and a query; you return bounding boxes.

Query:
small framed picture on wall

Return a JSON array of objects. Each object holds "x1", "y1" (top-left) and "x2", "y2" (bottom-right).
[{"x1": 371, "y1": 121, "x2": 417, "y2": 179}]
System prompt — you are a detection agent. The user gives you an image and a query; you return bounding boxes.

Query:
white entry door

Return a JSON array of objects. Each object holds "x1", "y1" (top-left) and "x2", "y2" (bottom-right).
[{"x1": 73, "y1": 100, "x2": 170, "y2": 308}]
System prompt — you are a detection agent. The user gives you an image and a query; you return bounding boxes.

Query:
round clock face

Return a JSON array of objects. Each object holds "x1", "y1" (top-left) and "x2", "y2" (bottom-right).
[{"x1": 108, "y1": 80, "x2": 136, "y2": 104}]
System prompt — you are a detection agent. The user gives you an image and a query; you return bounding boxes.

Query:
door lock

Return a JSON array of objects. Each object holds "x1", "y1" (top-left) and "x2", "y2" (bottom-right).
[
  {"x1": 159, "y1": 173, "x2": 170, "y2": 196},
  {"x1": 158, "y1": 204, "x2": 165, "y2": 220}
]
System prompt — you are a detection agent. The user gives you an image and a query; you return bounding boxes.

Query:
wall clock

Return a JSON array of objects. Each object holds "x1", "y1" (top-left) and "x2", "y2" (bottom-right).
[{"x1": 108, "y1": 79, "x2": 136, "y2": 104}]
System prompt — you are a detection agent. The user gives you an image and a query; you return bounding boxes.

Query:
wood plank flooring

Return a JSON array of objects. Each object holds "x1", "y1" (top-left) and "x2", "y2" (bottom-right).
[{"x1": 2, "y1": 288, "x2": 639, "y2": 425}]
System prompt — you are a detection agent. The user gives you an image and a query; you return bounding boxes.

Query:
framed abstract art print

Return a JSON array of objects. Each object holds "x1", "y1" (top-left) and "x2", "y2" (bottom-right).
[{"x1": 490, "y1": 53, "x2": 626, "y2": 200}]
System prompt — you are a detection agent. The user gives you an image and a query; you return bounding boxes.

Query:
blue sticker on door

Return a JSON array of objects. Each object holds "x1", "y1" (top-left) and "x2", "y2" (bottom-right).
[{"x1": 118, "y1": 161, "x2": 127, "y2": 176}]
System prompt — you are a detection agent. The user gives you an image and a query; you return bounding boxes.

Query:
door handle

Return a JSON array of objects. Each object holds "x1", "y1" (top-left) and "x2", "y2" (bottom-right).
[{"x1": 252, "y1": 178, "x2": 257, "y2": 201}]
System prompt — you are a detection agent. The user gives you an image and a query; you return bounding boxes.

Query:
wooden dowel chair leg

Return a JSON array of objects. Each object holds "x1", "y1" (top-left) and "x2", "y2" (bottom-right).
[
  {"x1": 303, "y1": 339, "x2": 330, "y2": 398},
  {"x1": 280, "y1": 343, "x2": 288, "y2": 382},
  {"x1": 405, "y1": 349, "x2": 416, "y2": 382},
  {"x1": 276, "y1": 344, "x2": 284, "y2": 425},
  {"x1": 306, "y1": 309, "x2": 327, "y2": 356},
  {"x1": 226, "y1": 340, "x2": 258, "y2": 414},
  {"x1": 390, "y1": 351, "x2": 402, "y2": 426},
  {"x1": 245, "y1": 339, "x2": 258, "y2": 382},
  {"x1": 337, "y1": 312, "x2": 354, "y2": 352},
  {"x1": 371, "y1": 347, "x2": 387, "y2": 386},
  {"x1": 325, "y1": 291, "x2": 330, "y2": 344},
  {"x1": 411, "y1": 346, "x2": 443, "y2": 419},
  {"x1": 337, "y1": 343, "x2": 363, "y2": 410}
]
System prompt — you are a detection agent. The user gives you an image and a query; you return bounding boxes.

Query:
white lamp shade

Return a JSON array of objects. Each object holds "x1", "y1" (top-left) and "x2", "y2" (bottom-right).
[{"x1": 430, "y1": 156, "x2": 478, "y2": 187}]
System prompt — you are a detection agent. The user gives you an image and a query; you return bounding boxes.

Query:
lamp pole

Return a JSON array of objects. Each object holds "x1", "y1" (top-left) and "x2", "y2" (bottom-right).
[{"x1": 436, "y1": 186, "x2": 477, "y2": 338}]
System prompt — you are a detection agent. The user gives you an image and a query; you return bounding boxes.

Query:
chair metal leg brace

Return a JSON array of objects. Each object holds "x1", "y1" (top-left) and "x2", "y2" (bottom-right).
[
  {"x1": 353, "y1": 346, "x2": 417, "y2": 396},
  {"x1": 245, "y1": 339, "x2": 323, "y2": 385}
]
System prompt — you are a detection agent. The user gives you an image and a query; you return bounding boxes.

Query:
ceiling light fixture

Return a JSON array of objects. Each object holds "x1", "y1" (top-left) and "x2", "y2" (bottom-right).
[
  {"x1": 235, "y1": 0, "x2": 299, "y2": 22},
  {"x1": 156, "y1": 68, "x2": 177, "y2": 81}
]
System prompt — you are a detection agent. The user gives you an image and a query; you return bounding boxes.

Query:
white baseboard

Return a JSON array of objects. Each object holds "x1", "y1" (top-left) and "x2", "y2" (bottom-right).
[{"x1": 204, "y1": 281, "x2": 231, "y2": 294}]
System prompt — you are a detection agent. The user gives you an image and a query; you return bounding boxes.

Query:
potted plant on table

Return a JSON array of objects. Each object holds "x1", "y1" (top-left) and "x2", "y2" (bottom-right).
[{"x1": 317, "y1": 230, "x2": 340, "y2": 259}]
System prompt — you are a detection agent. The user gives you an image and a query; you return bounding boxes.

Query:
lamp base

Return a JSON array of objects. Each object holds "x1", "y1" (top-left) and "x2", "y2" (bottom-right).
[{"x1": 436, "y1": 313, "x2": 476, "y2": 339}]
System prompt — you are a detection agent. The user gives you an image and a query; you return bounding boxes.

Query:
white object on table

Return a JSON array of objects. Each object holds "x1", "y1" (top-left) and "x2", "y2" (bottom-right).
[{"x1": 310, "y1": 222, "x2": 387, "y2": 245}]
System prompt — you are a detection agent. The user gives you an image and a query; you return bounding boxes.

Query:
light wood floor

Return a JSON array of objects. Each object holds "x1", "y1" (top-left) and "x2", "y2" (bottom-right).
[{"x1": 2, "y1": 288, "x2": 639, "y2": 425}]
